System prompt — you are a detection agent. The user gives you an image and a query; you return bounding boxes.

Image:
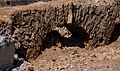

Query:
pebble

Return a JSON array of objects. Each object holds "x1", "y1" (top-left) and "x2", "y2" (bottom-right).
[{"x1": 12, "y1": 68, "x2": 18, "y2": 71}]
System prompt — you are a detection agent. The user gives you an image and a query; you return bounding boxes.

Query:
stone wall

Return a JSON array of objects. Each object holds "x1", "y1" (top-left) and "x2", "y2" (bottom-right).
[
  {"x1": 0, "y1": 0, "x2": 119, "y2": 60},
  {"x1": 0, "y1": 0, "x2": 39, "y2": 7}
]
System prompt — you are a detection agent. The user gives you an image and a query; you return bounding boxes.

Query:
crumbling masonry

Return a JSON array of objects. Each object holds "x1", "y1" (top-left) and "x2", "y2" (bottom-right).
[{"x1": 0, "y1": 0, "x2": 119, "y2": 60}]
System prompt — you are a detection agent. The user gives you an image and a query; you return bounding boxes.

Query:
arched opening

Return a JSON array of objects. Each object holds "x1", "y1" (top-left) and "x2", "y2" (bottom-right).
[{"x1": 43, "y1": 26, "x2": 89, "y2": 49}]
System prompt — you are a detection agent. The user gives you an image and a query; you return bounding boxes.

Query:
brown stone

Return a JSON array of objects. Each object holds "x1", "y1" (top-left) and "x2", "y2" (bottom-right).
[{"x1": 0, "y1": 0, "x2": 119, "y2": 60}]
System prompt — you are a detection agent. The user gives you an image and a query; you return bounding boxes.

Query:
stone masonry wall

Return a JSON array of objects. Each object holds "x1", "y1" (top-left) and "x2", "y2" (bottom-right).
[{"x1": 0, "y1": 0, "x2": 119, "y2": 60}]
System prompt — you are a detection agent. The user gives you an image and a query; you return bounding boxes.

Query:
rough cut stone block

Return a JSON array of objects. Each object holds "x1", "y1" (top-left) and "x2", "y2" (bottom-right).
[{"x1": 0, "y1": 36, "x2": 15, "y2": 69}]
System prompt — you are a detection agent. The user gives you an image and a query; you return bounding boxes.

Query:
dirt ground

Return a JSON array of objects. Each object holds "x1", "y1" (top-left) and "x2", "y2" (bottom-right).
[{"x1": 25, "y1": 36, "x2": 120, "y2": 71}]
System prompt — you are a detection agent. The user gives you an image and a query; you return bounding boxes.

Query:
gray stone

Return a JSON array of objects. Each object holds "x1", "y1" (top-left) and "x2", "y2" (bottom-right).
[{"x1": 0, "y1": 35, "x2": 15, "y2": 69}]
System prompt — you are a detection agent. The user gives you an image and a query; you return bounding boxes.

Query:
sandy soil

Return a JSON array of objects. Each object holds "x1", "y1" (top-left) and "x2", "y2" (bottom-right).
[{"x1": 25, "y1": 36, "x2": 120, "y2": 71}]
